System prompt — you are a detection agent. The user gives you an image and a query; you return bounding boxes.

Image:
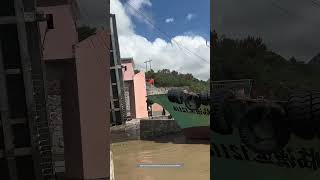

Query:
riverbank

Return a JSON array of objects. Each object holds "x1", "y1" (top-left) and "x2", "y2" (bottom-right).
[{"x1": 111, "y1": 118, "x2": 182, "y2": 142}]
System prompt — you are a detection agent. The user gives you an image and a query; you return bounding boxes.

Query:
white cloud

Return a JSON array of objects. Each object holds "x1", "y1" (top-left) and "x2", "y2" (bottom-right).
[
  {"x1": 110, "y1": 0, "x2": 135, "y2": 35},
  {"x1": 111, "y1": 0, "x2": 209, "y2": 80},
  {"x1": 124, "y1": 0, "x2": 154, "y2": 27},
  {"x1": 127, "y1": 0, "x2": 152, "y2": 10},
  {"x1": 186, "y1": 13, "x2": 195, "y2": 21},
  {"x1": 165, "y1": 18, "x2": 174, "y2": 23}
]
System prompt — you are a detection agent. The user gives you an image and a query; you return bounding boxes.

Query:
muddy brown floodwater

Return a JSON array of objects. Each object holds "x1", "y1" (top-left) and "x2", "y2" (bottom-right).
[{"x1": 111, "y1": 133, "x2": 209, "y2": 180}]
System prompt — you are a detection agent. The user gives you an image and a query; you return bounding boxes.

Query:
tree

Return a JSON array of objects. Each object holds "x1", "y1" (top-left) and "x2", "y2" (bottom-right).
[
  {"x1": 212, "y1": 34, "x2": 320, "y2": 99},
  {"x1": 134, "y1": 69, "x2": 140, "y2": 74},
  {"x1": 289, "y1": 56, "x2": 297, "y2": 63},
  {"x1": 145, "y1": 69, "x2": 209, "y2": 92},
  {"x1": 77, "y1": 26, "x2": 97, "y2": 41}
]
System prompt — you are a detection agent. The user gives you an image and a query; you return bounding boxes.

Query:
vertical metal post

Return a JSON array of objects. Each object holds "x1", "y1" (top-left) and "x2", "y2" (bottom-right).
[
  {"x1": 149, "y1": 60, "x2": 152, "y2": 71},
  {"x1": 110, "y1": 83, "x2": 116, "y2": 125},
  {"x1": 145, "y1": 61, "x2": 148, "y2": 72},
  {"x1": 14, "y1": 1, "x2": 42, "y2": 179},
  {"x1": 14, "y1": 0, "x2": 55, "y2": 179},
  {"x1": 110, "y1": 14, "x2": 127, "y2": 124}
]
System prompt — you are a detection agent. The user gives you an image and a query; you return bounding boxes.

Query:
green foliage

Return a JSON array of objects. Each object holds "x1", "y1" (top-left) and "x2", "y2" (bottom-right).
[
  {"x1": 145, "y1": 69, "x2": 209, "y2": 93},
  {"x1": 134, "y1": 69, "x2": 140, "y2": 74},
  {"x1": 212, "y1": 32, "x2": 320, "y2": 100},
  {"x1": 77, "y1": 26, "x2": 97, "y2": 42}
]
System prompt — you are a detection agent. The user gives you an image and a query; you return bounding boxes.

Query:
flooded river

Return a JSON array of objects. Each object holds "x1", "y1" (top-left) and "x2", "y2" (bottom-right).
[{"x1": 111, "y1": 134, "x2": 209, "y2": 180}]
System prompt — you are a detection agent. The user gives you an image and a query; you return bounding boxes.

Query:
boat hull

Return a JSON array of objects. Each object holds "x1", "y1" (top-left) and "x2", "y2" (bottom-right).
[
  {"x1": 182, "y1": 126, "x2": 210, "y2": 139},
  {"x1": 147, "y1": 94, "x2": 210, "y2": 139}
]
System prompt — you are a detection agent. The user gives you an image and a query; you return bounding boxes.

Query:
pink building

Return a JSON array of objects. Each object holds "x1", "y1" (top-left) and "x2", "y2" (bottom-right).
[
  {"x1": 122, "y1": 58, "x2": 148, "y2": 119},
  {"x1": 37, "y1": 0, "x2": 110, "y2": 179}
]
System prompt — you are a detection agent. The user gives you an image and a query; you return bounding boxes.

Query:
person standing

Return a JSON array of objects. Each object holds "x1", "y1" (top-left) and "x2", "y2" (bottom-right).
[{"x1": 148, "y1": 105, "x2": 152, "y2": 117}]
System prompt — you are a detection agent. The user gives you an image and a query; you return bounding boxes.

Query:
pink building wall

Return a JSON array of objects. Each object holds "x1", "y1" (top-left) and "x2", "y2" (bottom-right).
[
  {"x1": 133, "y1": 72, "x2": 148, "y2": 118},
  {"x1": 122, "y1": 60, "x2": 148, "y2": 119},
  {"x1": 37, "y1": 2, "x2": 110, "y2": 179},
  {"x1": 122, "y1": 62, "x2": 135, "y2": 81},
  {"x1": 38, "y1": 5, "x2": 78, "y2": 61},
  {"x1": 74, "y1": 30, "x2": 110, "y2": 179}
]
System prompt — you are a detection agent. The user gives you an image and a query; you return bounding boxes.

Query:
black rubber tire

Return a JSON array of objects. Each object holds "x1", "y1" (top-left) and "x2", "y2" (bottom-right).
[
  {"x1": 211, "y1": 89, "x2": 234, "y2": 135},
  {"x1": 167, "y1": 89, "x2": 185, "y2": 104},
  {"x1": 200, "y1": 92, "x2": 210, "y2": 106},
  {"x1": 185, "y1": 94, "x2": 201, "y2": 110},
  {"x1": 311, "y1": 91, "x2": 320, "y2": 138},
  {"x1": 239, "y1": 103, "x2": 290, "y2": 153},
  {"x1": 287, "y1": 91, "x2": 315, "y2": 139}
]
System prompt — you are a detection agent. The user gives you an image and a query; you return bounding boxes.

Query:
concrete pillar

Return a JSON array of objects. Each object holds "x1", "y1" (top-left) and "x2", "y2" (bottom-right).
[{"x1": 62, "y1": 30, "x2": 110, "y2": 180}]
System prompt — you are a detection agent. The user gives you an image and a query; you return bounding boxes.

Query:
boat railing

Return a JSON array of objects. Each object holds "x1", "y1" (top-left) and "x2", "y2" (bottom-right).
[{"x1": 211, "y1": 79, "x2": 253, "y2": 96}]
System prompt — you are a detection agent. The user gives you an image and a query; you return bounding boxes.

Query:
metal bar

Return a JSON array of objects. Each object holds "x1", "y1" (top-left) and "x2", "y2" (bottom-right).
[
  {"x1": 110, "y1": 65, "x2": 122, "y2": 69},
  {"x1": 14, "y1": 147, "x2": 33, "y2": 156},
  {"x1": 110, "y1": 17, "x2": 122, "y2": 101},
  {"x1": 0, "y1": 148, "x2": 31, "y2": 158},
  {"x1": 6, "y1": 68, "x2": 21, "y2": 75},
  {"x1": 0, "y1": 41, "x2": 18, "y2": 180},
  {"x1": 14, "y1": 0, "x2": 55, "y2": 179},
  {"x1": 14, "y1": 0, "x2": 42, "y2": 179},
  {"x1": 110, "y1": 83, "x2": 116, "y2": 124},
  {"x1": 10, "y1": 118, "x2": 27, "y2": 125},
  {"x1": 0, "y1": 118, "x2": 27, "y2": 127},
  {"x1": 0, "y1": 16, "x2": 17, "y2": 24},
  {"x1": 212, "y1": 79, "x2": 253, "y2": 83},
  {"x1": 109, "y1": 16, "x2": 121, "y2": 124},
  {"x1": 110, "y1": 15, "x2": 127, "y2": 124}
]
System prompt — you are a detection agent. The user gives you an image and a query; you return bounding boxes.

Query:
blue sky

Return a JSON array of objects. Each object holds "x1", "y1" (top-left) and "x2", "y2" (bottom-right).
[
  {"x1": 128, "y1": 0, "x2": 210, "y2": 42},
  {"x1": 108, "y1": 0, "x2": 210, "y2": 80}
]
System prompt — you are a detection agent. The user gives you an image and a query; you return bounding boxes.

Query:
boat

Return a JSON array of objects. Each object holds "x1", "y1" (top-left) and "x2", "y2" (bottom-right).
[{"x1": 147, "y1": 93, "x2": 210, "y2": 139}]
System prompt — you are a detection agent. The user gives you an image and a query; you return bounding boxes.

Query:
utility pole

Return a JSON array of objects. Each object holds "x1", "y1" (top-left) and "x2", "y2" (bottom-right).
[
  {"x1": 144, "y1": 60, "x2": 148, "y2": 72},
  {"x1": 144, "y1": 60, "x2": 152, "y2": 72},
  {"x1": 149, "y1": 59, "x2": 152, "y2": 70}
]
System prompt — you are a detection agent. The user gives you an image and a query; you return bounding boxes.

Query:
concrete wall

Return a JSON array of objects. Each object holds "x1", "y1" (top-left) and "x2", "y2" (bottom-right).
[
  {"x1": 140, "y1": 119, "x2": 181, "y2": 139},
  {"x1": 38, "y1": 5, "x2": 78, "y2": 61},
  {"x1": 38, "y1": 2, "x2": 111, "y2": 179},
  {"x1": 74, "y1": 29, "x2": 110, "y2": 179},
  {"x1": 129, "y1": 81, "x2": 136, "y2": 118},
  {"x1": 133, "y1": 72, "x2": 148, "y2": 118},
  {"x1": 152, "y1": 103, "x2": 163, "y2": 112},
  {"x1": 151, "y1": 103, "x2": 167, "y2": 117},
  {"x1": 122, "y1": 61, "x2": 148, "y2": 119},
  {"x1": 61, "y1": 61, "x2": 84, "y2": 179},
  {"x1": 124, "y1": 81, "x2": 132, "y2": 117}
]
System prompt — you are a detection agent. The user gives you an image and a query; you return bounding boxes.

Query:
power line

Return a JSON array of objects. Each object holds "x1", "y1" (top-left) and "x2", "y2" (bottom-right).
[
  {"x1": 270, "y1": 1, "x2": 300, "y2": 18},
  {"x1": 269, "y1": 0, "x2": 319, "y2": 25},
  {"x1": 125, "y1": 2, "x2": 210, "y2": 64},
  {"x1": 311, "y1": 0, "x2": 320, "y2": 8},
  {"x1": 135, "y1": 63, "x2": 146, "y2": 70}
]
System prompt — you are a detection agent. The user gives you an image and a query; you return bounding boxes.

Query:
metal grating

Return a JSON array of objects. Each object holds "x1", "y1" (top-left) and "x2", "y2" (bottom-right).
[
  {"x1": 211, "y1": 79, "x2": 253, "y2": 96},
  {"x1": 0, "y1": 0, "x2": 55, "y2": 179},
  {"x1": 109, "y1": 14, "x2": 127, "y2": 125}
]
